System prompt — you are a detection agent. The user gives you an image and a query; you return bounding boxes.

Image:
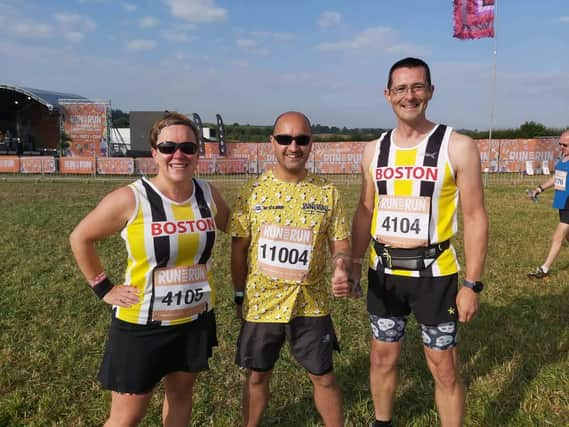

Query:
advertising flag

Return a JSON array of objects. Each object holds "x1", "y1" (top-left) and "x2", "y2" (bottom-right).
[
  {"x1": 453, "y1": 0, "x2": 495, "y2": 40},
  {"x1": 216, "y1": 114, "x2": 227, "y2": 156},
  {"x1": 192, "y1": 113, "x2": 206, "y2": 156}
]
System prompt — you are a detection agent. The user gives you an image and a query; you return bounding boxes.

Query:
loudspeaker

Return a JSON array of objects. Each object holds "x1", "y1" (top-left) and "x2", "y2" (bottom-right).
[{"x1": 129, "y1": 111, "x2": 169, "y2": 152}]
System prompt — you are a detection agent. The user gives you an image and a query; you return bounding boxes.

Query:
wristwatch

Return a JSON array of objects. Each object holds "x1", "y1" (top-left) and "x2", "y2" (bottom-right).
[
  {"x1": 234, "y1": 291, "x2": 244, "y2": 305},
  {"x1": 463, "y1": 279, "x2": 484, "y2": 293}
]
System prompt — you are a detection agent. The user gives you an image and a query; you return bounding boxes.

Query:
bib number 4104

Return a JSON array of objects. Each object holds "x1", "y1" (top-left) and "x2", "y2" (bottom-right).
[{"x1": 381, "y1": 216, "x2": 421, "y2": 234}]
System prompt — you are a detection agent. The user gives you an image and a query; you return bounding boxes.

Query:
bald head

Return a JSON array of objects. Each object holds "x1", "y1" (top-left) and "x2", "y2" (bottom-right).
[
  {"x1": 561, "y1": 130, "x2": 569, "y2": 142},
  {"x1": 272, "y1": 111, "x2": 311, "y2": 135}
]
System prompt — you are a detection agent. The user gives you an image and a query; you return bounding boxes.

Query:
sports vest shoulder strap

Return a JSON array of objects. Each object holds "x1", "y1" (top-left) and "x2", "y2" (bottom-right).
[
  {"x1": 193, "y1": 179, "x2": 216, "y2": 264},
  {"x1": 375, "y1": 130, "x2": 393, "y2": 196}
]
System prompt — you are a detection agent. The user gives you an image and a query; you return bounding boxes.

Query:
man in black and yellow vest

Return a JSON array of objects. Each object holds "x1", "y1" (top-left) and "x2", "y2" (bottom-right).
[{"x1": 351, "y1": 57, "x2": 489, "y2": 427}]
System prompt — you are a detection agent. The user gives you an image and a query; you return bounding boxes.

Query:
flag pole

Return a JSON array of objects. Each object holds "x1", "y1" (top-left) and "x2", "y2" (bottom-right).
[{"x1": 489, "y1": 0, "x2": 498, "y2": 171}]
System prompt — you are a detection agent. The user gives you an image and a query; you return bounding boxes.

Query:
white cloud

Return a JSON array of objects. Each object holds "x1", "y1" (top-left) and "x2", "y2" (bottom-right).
[
  {"x1": 249, "y1": 31, "x2": 294, "y2": 41},
  {"x1": 560, "y1": 16, "x2": 569, "y2": 23},
  {"x1": 123, "y1": 3, "x2": 136, "y2": 12},
  {"x1": 126, "y1": 39, "x2": 157, "y2": 51},
  {"x1": 140, "y1": 16, "x2": 159, "y2": 28},
  {"x1": 237, "y1": 39, "x2": 270, "y2": 56},
  {"x1": 55, "y1": 12, "x2": 96, "y2": 31},
  {"x1": 161, "y1": 29, "x2": 191, "y2": 42},
  {"x1": 318, "y1": 11, "x2": 341, "y2": 30},
  {"x1": 164, "y1": 0, "x2": 227, "y2": 23},
  {"x1": 315, "y1": 26, "x2": 427, "y2": 56},
  {"x1": 12, "y1": 23, "x2": 53, "y2": 38},
  {"x1": 64, "y1": 32, "x2": 84, "y2": 43},
  {"x1": 316, "y1": 26, "x2": 394, "y2": 51}
]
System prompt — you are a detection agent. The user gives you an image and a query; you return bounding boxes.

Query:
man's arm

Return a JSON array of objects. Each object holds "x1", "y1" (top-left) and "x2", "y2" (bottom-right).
[
  {"x1": 350, "y1": 141, "x2": 377, "y2": 285},
  {"x1": 450, "y1": 132, "x2": 489, "y2": 322},
  {"x1": 210, "y1": 183, "x2": 230, "y2": 232},
  {"x1": 329, "y1": 238, "x2": 352, "y2": 297},
  {"x1": 529, "y1": 175, "x2": 556, "y2": 199},
  {"x1": 231, "y1": 236, "x2": 251, "y2": 319}
]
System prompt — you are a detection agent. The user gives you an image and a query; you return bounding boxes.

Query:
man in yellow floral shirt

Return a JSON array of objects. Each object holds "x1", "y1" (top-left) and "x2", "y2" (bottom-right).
[{"x1": 231, "y1": 111, "x2": 352, "y2": 427}]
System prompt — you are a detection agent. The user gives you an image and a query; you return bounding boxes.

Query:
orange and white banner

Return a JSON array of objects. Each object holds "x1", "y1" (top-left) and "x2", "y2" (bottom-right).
[
  {"x1": 97, "y1": 158, "x2": 135, "y2": 175},
  {"x1": 20, "y1": 157, "x2": 56, "y2": 173},
  {"x1": 477, "y1": 138, "x2": 558, "y2": 172},
  {"x1": 0, "y1": 156, "x2": 20, "y2": 172},
  {"x1": 60, "y1": 101, "x2": 109, "y2": 157},
  {"x1": 135, "y1": 158, "x2": 157, "y2": 175},
  {"x1": 59, "y1": 157, "x2": 95, "y2": 174},
  {"x1": 1, "y1": 136, "x2": 563, "y2": 176}
]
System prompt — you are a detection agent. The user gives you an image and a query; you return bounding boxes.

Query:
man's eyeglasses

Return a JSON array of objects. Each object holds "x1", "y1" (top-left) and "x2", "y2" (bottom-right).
[
  {"x1": 389, "y1": 83, "x2": 428, "y2": 97},
  {"x1": 559, "y1": 143, "x2": 569, "y2": 148},
  {"x1": 156, "y1": 141, "x2": 199, "y2": 155},
  {"x1": 273, "y1": 134, "x2": 311, "y2": 146}
]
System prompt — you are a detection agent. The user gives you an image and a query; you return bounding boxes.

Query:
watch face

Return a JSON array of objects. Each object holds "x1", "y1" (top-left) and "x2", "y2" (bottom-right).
[{"x1": 465, "y1": 280, "x2": 484, "y2": 293}]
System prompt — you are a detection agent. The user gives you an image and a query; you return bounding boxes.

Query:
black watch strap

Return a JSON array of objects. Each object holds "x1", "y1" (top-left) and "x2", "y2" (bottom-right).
[
  {"x1": 463, "y1": 279, "x2": 484, "y2": 293},
  {"x1": 234, "y1": 291, "x2": 244, "y2": 305}
]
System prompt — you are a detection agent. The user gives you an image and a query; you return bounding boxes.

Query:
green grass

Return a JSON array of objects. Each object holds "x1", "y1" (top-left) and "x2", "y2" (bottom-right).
[{"x1": 1, "y1": 177, "x2": 567, "y2": 426}]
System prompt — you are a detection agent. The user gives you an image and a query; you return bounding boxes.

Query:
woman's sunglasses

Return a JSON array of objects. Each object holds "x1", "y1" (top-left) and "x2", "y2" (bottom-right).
[
  {"x1": 273, "y1": 134, "x2": 311, "y2": 146},
  {"x1": 156, "y1": 141, "x2": 199, "y2": 155}
]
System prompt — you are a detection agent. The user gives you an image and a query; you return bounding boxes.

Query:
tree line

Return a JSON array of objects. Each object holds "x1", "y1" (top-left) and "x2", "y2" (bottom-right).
[{"x1": 112, "y1": 110, "x2": 565, "y2": 141}]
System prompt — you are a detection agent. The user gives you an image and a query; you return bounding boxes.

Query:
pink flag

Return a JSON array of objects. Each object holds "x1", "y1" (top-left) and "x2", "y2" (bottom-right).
[{"x1": 453, "y1": 0, "x2": 495, "y2": 40}]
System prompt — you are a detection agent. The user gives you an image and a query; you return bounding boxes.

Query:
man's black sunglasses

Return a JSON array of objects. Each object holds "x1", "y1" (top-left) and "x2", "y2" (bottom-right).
[
  {"x1": 273, "y1": 134, "x2": 311, "y2": 146},
  {"x1": 156, "y1": 141, "x2": 199, "y2": 155}
]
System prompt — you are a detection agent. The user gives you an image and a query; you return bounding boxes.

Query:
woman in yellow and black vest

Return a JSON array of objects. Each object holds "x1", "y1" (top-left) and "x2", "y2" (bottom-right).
[{"x1": 70, "y1": 112, "x2": 229, "y2": 426}]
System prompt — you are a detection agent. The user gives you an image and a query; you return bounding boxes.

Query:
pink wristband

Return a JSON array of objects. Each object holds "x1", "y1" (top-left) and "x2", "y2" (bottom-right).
[{"x1": 88, "y1": 272, "x2": 107, "y2": 287}]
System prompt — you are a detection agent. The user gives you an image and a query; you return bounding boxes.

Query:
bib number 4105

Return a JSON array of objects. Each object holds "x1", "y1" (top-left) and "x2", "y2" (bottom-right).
[{"x1": 161, "y1": 288, "x2": 204, "y2": 306}]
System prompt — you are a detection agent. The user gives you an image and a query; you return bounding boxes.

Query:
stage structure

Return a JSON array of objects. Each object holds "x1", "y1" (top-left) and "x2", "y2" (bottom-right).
[{"x1": 0, "y1": 84, "x2": 87, "y2": 155}]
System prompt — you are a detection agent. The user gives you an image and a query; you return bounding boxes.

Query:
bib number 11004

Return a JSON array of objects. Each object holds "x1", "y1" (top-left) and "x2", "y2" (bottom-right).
[{"x1": 259, "y1": 244, "x2": 309, "y2": 265}]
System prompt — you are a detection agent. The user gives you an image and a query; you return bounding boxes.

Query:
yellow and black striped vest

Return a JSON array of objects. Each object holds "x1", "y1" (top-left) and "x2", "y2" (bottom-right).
[
  {"x1": 369, "y1": 124, "x2": 460, "y2": 277},
  {"x1": 117, "y1": 177, "x2": 217, "y2": 325}
]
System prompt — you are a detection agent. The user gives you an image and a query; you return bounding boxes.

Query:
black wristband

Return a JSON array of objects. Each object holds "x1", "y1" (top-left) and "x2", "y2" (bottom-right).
[
  {"x1": 92, "y1": 277, "x2": 114, "y2": 299},
  {"x1": 234, "y1": 291, "x2": 244, "y2": 305},
  {"x1": 538, "y1": 185, "x2": 544, "y2": 192}
]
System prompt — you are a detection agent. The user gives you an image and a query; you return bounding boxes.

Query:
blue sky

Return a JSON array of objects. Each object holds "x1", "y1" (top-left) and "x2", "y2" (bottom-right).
[{"x1": 1, "y1": 0, "x2": 568, "y2": 130}]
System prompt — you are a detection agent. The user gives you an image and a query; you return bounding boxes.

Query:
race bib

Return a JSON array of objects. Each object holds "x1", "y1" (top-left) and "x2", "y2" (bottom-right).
[
  {"x1": 554, "y1": 170, "x2": 567, "y2": 191},
  {"x1": 375, "y1": 195, "x2": 430, "y2": 248},
  {"x1": 257, "y1": 223, "x2": 313, "y2": 282},
  {"x1": 152, "y1": 265, "x2": 211, "y2": 322}
]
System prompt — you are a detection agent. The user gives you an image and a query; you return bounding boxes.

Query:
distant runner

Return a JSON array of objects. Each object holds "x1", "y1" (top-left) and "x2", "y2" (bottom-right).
[{"x1": 527, "y1": 129, "x2": 569, "y2": 279}]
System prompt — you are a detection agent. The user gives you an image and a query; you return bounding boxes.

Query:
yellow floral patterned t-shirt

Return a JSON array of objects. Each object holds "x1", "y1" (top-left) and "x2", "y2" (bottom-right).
[{"x1": 231, "y1": 171, "x2": 350, "y2": 323}]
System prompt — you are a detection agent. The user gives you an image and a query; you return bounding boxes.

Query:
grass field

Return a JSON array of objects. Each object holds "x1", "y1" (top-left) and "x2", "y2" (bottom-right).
[{"x1": 1, "y1": 176, "x2": 567, "y2": 426}]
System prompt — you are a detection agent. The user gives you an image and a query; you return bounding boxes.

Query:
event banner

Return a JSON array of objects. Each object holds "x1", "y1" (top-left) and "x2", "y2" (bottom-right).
[
  {"x1": 96, "y1": 158, "x2": 135, "y2": 175},
  {"x1": 453, "y1": 0, "x2": 495, "y2": 40},
  {"x1": 20, "y1": 157, "x2": 56, "y2": 174},
  {"x1": 477, "y1": 138, "x2": 558, "y2": 173},
  {"x1": 60, "y1": 101, "x2": 110, "y2": 157},
  {"x1": 135, "y1": 158, "x2": 158, "y2": 176},
  {"x1": 313, "y1": 142, "x2": 364, "y2": 174},
  {"x1": 4, "y1": 137, "x2": 562, "y2": 175},
  {"x1": 59, "y1": 157, "x2": 95, "y2": 174},
  {"x1": 0, "y1": 155, "x2": 20, "y2": 172}
]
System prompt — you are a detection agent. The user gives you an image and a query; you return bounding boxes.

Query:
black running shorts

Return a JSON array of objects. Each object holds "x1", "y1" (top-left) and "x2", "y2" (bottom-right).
[
  {"x1": 98, "y1": 310, "x2": 217, "y2": 394},
  {"x1": 235, "y1": 315, "x2": 339, "y2": 375},
  {"x1": 367, "y1": 268, "x2": 458, "y2": 325}
]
